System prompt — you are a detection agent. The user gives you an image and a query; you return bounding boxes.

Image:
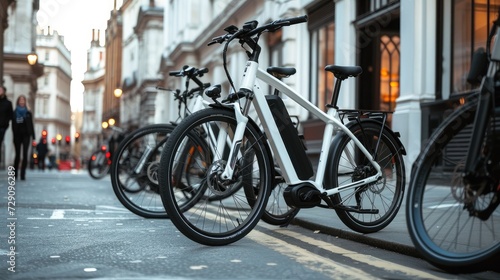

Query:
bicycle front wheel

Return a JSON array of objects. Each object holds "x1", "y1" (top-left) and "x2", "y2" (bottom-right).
[
  {"x1": 110, "y1": 124, "x2": 173, "y2": 218},
  {"x1": 159, "y1": 108, "x2": 273, "y2": 246},
  {"x1": 406, "y1": 98, "x2": 500, "y2": 272},
  {"x1": 327, "y1": 120, "x2": 406, "y2": 233}
]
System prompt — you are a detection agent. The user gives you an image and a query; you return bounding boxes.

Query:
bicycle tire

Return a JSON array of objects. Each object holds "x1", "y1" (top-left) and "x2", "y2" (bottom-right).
[
  {"x1": 159, "y1": 108, "x2": 273, "y2": 246},
  {"x1": 88, "y1": 150, "x2": 110, "y2": 179},
  {"x1": 406, "y1": 97, "x2": 500, "y2": 272},
  {"x1": 110, "y1": 124, "x2": 173, "y2": 218},
  {"x1": 326, "y1": 120, "x2": 405, "y2": 233},
  {"x1": 260, "y1": 168, "x2": 300, "y2": 226}
]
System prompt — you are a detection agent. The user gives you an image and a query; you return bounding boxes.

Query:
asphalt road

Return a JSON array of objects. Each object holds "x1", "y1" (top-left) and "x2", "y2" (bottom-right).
[{"x1": 0, "y1": 169, "x2": 498, "y2": 279}]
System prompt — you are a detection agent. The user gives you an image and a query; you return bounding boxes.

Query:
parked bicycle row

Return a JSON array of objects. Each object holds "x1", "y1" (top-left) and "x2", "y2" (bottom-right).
[{"x1": 87, "y1": 14, "x2": 499, "y2": 274}]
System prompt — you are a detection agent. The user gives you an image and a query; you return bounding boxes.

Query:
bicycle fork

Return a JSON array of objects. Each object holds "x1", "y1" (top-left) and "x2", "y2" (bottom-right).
[
  {"x1": 462, "y1": 76, "x2": 500, "y2": 220},
  {"x1": 220, "y1": 103, "x2": 248, "y2": 180}
]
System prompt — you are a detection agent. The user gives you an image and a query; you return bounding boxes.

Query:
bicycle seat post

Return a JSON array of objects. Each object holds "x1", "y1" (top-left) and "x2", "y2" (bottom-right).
[
  {"x1": 325, "y1": 65, "x2": 363, "y2": 108},
  {"x1": 330, "y1": 77, "x2": 343, "y2": 109}
]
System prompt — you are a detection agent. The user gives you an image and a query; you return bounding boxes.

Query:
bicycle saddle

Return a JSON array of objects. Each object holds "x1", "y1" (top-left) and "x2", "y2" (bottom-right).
[
  {"x1": 325, "y1": 65, "x2": 363, "y2": 80},
  {"x1": 267, "y1": 67, "x2": 296, "y2": 78}
]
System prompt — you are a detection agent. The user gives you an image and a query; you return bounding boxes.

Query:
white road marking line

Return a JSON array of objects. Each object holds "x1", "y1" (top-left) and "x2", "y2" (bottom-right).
[
  {"x1": 27, "y1": 207, "x2": 137, "y2": 220},
  {"x1": 50, "y1": 210, "x2": 65, "y2": 219},
  {"x1": 27, "y1": 217, "x2": 138, "y2": 220}
]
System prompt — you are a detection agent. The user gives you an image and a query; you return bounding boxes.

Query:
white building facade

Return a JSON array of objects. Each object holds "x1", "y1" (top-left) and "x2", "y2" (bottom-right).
[
  {"x1": 154, "y1": 0, "x2": 496, "y2": 176},
  {"x1": 81, "y1": 31, "x2": 106, "y2": 161},
  {"x1": 110, "y1": 0, "x2": 497, "y2": 176},
  {"x1": 119, "y1": 0, "x2": 164, "y2": 131},
  {"x1": 1, "y1": 0, "x2": 43, "y2": 168},
  {"x1": 34, "y1": 27, "x2": 72, "y2": 161}
]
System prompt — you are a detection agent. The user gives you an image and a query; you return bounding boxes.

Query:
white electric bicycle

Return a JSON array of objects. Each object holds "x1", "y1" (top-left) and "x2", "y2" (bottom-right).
[{"x1": 158, "y1": 16, "x2": 406, "y2": 246}]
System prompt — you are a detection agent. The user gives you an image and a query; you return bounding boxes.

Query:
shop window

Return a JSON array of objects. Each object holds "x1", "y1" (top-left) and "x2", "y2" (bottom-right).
[
  {"x1": 450, "y1": 0, "x2": 500, "y2": 94},
  {"x1": 308, "y1": 0, "x2": 335, "y2": 112}
]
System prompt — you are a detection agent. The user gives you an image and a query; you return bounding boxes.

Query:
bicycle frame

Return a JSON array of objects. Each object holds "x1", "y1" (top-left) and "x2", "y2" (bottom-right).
[
  {"x1": 133, "y1": 88, "x2": 211, "y2": 176},
  {"x1": 221, "y1": 62, "x2": 383, "y2": 196}
]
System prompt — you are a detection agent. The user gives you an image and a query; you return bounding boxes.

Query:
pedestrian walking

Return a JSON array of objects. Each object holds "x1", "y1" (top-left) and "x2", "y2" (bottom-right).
[
  {"x1": 37, "y1": 137, "x2": 48, "y2": 171},
  {"x1": 0, "y1": 86, "x2": 13, "y2": 163},
  {"x1": 12, "y1": 95, "x2": 35, "y2": 180}
]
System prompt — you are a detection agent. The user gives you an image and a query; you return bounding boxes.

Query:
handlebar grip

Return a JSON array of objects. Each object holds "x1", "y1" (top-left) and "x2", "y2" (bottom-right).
[
  {"x1": 198, "y1": 68, "x2": 209, "y2": 75},
  {"x1": 208, "y1": 34, "x2": 225, "y2": 46},
  {"x1": 276, "y1": 15, "x2": 308, "y2": 26},
  {"x1": 169, "y1": 71, "x2": 182, "y2": 76}
]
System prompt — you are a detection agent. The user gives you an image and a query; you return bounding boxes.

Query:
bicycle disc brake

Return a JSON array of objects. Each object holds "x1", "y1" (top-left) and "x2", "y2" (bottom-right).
[{"x1": 147, "y1": 161, "x2": 160, "y2": 185}]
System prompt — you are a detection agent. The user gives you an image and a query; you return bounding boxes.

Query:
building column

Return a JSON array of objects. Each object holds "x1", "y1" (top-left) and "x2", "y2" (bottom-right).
[
  {"x1": 0, "y1": 0, "x2": 12, "y2": 84},
  {"x1": 334, "y1": 0, "x2": 357, "y2": 109},
  {"x1": 392, "y1": 0, "x2": 437, "y2": 176}
]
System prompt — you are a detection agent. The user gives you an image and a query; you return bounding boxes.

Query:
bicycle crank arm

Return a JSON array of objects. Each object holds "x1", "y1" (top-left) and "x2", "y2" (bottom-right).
[
  {"x1": 334, "y1": 204, "x2": 379, "y2": 214},
  {"x1": 323, "y1": 173, "x2": 381, "y2": 196}
]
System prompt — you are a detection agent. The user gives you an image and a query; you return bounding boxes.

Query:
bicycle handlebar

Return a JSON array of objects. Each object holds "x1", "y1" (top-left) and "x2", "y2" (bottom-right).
[
  {"x1": 169, "y1": 66, "x2": 209, "y2": 78},
  {"x1": 208, "y1": 15, "x2": 308, "y2": 46}
]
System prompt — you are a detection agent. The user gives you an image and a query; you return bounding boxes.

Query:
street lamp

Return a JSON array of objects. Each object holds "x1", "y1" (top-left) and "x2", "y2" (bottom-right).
[
  {"x1": 113, "y1": 88, "x2": 122, "y2": 98},
  {"x1": 27, "y1": 51, "x2": 38, "y2": 65}
]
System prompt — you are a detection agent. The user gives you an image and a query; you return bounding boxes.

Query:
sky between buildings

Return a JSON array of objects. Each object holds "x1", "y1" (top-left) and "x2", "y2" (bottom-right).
[{"x1": 37, "y1": 0, "x2": 124, "y2": 112}]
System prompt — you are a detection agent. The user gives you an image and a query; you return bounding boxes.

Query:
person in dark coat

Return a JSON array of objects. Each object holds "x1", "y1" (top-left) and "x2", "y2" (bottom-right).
[
  {"x1": 0, "y1": 86, "x2": 13, "y2": 155},
  {"x1": 37, "y1": 137, "x2": 48, "y2": 170},
  {"x1": 12, "y1": 95, "x2": 35, "y2": 180}
]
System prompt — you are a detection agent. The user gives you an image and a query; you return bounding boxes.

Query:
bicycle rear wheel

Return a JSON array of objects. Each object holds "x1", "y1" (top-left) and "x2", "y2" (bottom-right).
[
  {"x1": 88, "y1": 150, "x2": 110, "y2": 179},
  {"x1": 326, "y1": 120, "x2": 406, "y2": 233},
  {"x1": 110, "y1": 124, "x2": 173, "y2": 218},
  {"x1": 406, "y1": 98, "x2": 500, "y2": 272},
  {"x1": 159, "y1": 108, "x2": 273, "y2": 246}
]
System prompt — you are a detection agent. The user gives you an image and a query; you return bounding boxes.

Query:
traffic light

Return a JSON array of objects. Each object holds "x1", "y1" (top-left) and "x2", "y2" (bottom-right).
[
  {"x1": 65, "y1": 135, "x2": 70, "y2": 145},
  {"x1": 41, "y1": 129, "x2": 48, "y2": 138},
  {"x1": 75, "y1": 132, "x2": 80, "y2": 143},
  {"x1": 51, "y1": 137, "x2": 56, "y2": 145}
]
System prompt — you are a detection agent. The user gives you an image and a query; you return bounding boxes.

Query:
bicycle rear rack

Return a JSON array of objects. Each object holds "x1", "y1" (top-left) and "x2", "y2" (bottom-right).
[{"x1": 337, "y1": 109, "x2": 391, "y2": 127}]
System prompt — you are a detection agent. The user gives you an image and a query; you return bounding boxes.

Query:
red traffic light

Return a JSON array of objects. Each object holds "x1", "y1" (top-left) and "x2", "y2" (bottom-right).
[
  {"x1": 65, "y1": 135, "x2": 70, "y2": 144},
  {"x1": 41, "y1": 129, "x2": 48, "y2": 138},
  {"x1": 75, "y1": 132, "x2": 80, "y2": 142},
  {"x1": 51, "y1": 137, "x2": 56, "y2": 144}
]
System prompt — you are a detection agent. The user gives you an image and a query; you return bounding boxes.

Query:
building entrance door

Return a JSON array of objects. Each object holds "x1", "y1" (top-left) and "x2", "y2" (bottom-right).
[{"x1": 356, "y1": 9, "x2": 400, "y2": 127}]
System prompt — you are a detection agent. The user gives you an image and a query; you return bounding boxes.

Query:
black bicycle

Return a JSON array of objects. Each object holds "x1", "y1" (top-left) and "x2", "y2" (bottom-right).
[
  {"x1": 109, "y1": 66, "x2": 210, "y2": 218},
  {"x1": 88, "y1": 125, "x2": 125, "y2": 179},
  {"x1": 406, "y1": 11, "x2": 500, "y2": 272}
]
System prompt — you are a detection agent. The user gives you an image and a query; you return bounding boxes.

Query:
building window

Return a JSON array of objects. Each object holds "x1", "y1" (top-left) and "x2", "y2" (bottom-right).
[
  {"x1": 313, "y1": 23, "x2": 334, "y2": 111},
  {"x1": 267, "y1": 29, "x2": 284, "y2": 95},
  {"x1": 379, "y1": 35, "x2": 400, "y2": 112},
  {"x1": 308, "y1": 0, "x2": 335, "y2": 112},
  {"x1": 450, "y1": 0, "x2": 500, "y2": 94}
]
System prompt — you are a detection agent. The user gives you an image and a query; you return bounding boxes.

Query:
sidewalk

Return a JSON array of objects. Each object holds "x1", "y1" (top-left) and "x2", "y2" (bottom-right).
[{"x1": 290, "y1": 198, "x2": 420, "y2": 258}]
